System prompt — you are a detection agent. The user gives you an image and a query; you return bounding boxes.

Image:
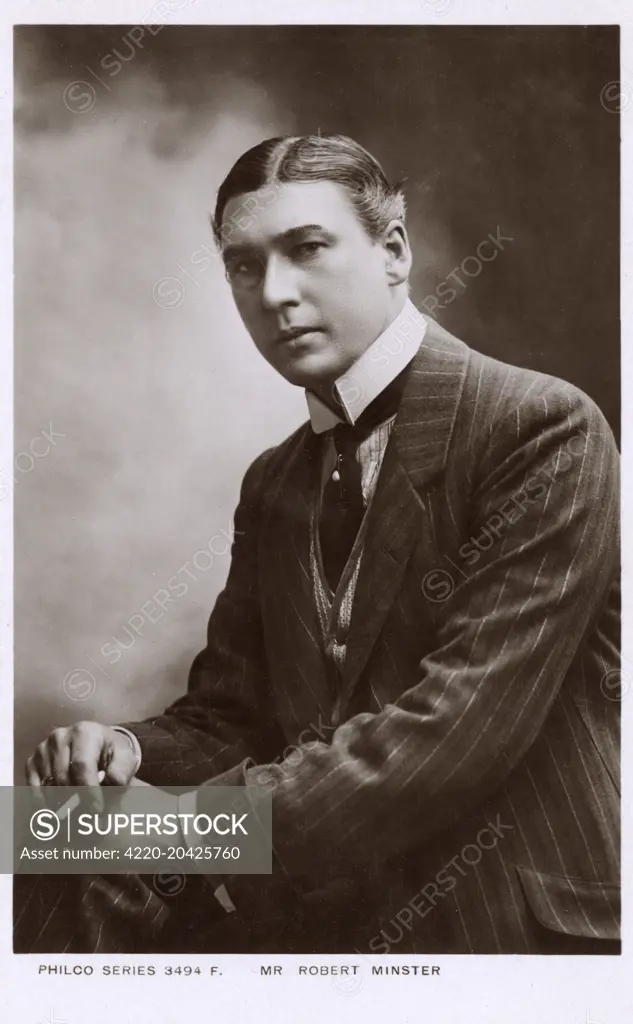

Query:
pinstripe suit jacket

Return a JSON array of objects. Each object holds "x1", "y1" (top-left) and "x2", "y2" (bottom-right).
[{"x1": 127, "y1": 317, "x2": 620, "y2": 954}]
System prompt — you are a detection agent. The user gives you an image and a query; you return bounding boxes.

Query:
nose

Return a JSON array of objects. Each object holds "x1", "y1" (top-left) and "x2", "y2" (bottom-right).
[{"x1": 261, "y1": 253, "x2": 300, "y2": 310}]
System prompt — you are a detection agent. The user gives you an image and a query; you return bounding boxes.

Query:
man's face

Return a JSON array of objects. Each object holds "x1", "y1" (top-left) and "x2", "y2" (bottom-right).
[{"x1": 221, "y1": 181, "x2": 399, "y2": 389}]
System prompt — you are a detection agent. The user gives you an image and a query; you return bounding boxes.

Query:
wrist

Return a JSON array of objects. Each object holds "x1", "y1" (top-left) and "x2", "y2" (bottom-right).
[{"x1": 111, "y1": 725, "x2": 142, "y2": 776}]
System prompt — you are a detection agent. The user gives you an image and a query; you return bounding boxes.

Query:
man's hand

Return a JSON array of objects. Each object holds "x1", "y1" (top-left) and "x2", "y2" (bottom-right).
[{"x1": 25, "y1": 722, "x2": 139, "y2": 790}]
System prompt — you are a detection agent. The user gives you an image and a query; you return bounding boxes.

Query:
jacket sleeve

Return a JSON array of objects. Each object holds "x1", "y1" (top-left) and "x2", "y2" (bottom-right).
[
  {"x1": 119, "y1": 449, "x2": 284, "y2": 787},
  {"x1": 201, "y1": 382, "x2": 620, "y2": 889}
]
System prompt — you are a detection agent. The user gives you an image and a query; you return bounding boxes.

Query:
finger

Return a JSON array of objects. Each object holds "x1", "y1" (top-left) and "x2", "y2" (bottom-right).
[
  {"x1": 32, "y1": 742, "x2": 53, "y2": 784},
  {"x1": 25, "y1": 754, "x2": 41, "y2": 786},
  {"x1": 52, "y1": 746, "x2": 71, "y2": 787},
  {"x1": 69, "y1": 729, "x2": 104, "y2": 808},
  {"x1": 25, "y1": 755, "x2": 45, "y2": 806},
  {"x1": 49, "y1": 728, "x2": 71, "y2": 786}
]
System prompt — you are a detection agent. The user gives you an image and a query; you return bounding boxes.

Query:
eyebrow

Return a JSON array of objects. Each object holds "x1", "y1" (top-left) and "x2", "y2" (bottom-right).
[{"x1": 222, "y1": 224, "x2": 334, "y2": 265}]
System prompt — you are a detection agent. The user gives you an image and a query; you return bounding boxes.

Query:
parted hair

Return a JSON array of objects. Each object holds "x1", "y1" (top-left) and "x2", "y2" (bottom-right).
[{"x1": 212, "y1": 133, "x2": 406, "y2": 247}]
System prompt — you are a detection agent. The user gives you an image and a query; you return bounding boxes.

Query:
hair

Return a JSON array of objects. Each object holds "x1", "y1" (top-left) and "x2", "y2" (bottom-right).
[{"x1": 211, "y1": 133, "x2": 406, "y2": 248}]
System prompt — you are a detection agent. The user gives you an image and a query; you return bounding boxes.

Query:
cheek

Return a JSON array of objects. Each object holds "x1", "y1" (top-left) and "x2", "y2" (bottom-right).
[
  {"x1": 233, "y1": 294, "x2": 261, "y2": 331},
  {"x1": 326, "y1": 247, "x2": 386, "y2": 295},
  {"x1": 232, "y1": 296, "x2": 275, "y2": 360},
  {"x1": 320, "y1": 261, "x2": 391, "y2": 345},
  {"x1": 320, "y1": 264, "x2": 388, "y2": 320}
]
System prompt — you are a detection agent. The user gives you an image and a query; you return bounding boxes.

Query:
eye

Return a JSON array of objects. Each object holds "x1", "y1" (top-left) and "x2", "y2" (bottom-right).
[
  {"x1": 293, "y1": 241, "x2": 325, "y2": 259},
  {"x1": 225, "y1": 256, "x2": 263, "y2": 288}
]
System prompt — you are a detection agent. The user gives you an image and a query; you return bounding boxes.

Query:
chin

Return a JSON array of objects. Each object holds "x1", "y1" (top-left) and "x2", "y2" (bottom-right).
[{"x1": 272, "y1": 350, "x2": 347, "y2": 390}]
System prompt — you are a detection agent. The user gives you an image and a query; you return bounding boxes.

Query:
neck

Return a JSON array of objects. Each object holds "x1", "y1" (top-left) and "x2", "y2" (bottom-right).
[{"x1": 309, "y1": 289, "x2": 410, "y2": 407}]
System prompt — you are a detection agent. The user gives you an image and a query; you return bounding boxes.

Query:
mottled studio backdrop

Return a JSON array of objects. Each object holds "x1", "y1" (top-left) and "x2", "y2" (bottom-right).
[{"x1": 13, "y1": 25, "x2": 619, "y2": 774}]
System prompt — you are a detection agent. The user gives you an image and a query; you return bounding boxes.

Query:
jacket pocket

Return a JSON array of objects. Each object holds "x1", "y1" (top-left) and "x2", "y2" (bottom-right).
[{"x1": 516, "y1": 866, "x2": 620, "y2": 940}]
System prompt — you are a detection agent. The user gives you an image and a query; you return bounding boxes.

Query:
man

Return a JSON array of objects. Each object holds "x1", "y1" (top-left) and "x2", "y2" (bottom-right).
[{"x1": 17, "y1": 134, "x2": 620, "y2": 954}]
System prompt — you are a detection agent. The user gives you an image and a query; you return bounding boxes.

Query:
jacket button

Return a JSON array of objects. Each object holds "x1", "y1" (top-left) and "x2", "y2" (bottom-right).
[{"x1": 334, "y1": 622, "x2": 348, "y2": 644}]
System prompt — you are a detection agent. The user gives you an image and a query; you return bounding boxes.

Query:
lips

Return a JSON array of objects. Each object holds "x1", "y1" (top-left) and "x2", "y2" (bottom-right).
[{"x1": 276, "y1": 326, "x2": 321, "y2": 344}]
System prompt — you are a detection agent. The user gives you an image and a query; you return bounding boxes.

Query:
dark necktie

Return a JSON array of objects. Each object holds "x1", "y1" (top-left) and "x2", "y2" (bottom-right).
[{"x1": 319, "y1": 365, "x2": 410, "y2": 591}]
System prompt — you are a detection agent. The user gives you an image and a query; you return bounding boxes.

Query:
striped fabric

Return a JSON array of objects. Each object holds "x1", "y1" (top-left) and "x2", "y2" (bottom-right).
[
  {"x1": 319, "y1": 414, "x2": 397, "y2": 503},
  {"x1": 313, "y1": 415, "x2": 397, "y2": 680},
  {"x1": 311, "y1": 502, "x2": 365, "y2": 680},
  {"x1": 13, "y1": 873, "x2": 170, "y2": 954},
  {"x1": 12, "y1": 870, "x2": 242, "y2": 954},
  {"x1": 111, "y1": 317, "x2": 620, "y2": 953}
]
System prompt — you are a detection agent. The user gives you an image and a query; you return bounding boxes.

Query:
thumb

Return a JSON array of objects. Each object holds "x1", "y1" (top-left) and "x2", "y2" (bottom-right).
[{"x1": 105, "y1": 761, "x2": 133, "y2": 785}]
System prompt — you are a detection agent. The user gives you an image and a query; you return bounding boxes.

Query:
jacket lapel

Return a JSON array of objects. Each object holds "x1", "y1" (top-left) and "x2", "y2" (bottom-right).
[
  {"x1": 339, "y1": 320, "x2": 470, "y2": 709},
  {"x1": 258, "y1": 426, "x2": 334, "y2": 739}
]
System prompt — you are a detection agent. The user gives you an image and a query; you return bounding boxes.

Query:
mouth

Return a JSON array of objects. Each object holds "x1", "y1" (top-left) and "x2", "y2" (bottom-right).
[{"x1": 276, "y1": 326, "x2": 322, "y2": 345}]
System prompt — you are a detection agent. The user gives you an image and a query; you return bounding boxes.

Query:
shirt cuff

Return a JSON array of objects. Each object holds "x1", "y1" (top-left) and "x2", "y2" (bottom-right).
[{"x1": 112, "y1": 725, "x2": 142, "y2": 775}]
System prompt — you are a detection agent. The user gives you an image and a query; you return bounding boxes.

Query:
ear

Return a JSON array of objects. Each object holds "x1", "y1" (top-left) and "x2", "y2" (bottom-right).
[{"x1": 381, "y1": 219, "x2": 412, "y2": 286}]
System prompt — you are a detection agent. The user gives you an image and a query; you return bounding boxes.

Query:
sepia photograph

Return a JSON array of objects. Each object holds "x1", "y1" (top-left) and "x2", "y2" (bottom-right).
[{"x1": 11, "y1": 21, "x2": 621, "y2": 961}]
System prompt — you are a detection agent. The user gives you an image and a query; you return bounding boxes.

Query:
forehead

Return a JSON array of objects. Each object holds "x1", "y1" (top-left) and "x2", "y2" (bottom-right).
[{"x1": 222, "y1": 180, "x2": 362, "y2": 247}]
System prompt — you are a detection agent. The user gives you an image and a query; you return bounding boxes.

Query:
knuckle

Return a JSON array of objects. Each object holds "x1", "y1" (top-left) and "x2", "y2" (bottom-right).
[
  {"x1": 71, "y1": 720, "x2": 91, "y2": 734},
  {"x1": 49, "y1": 727, "x2": 67, "y2": 750}
]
